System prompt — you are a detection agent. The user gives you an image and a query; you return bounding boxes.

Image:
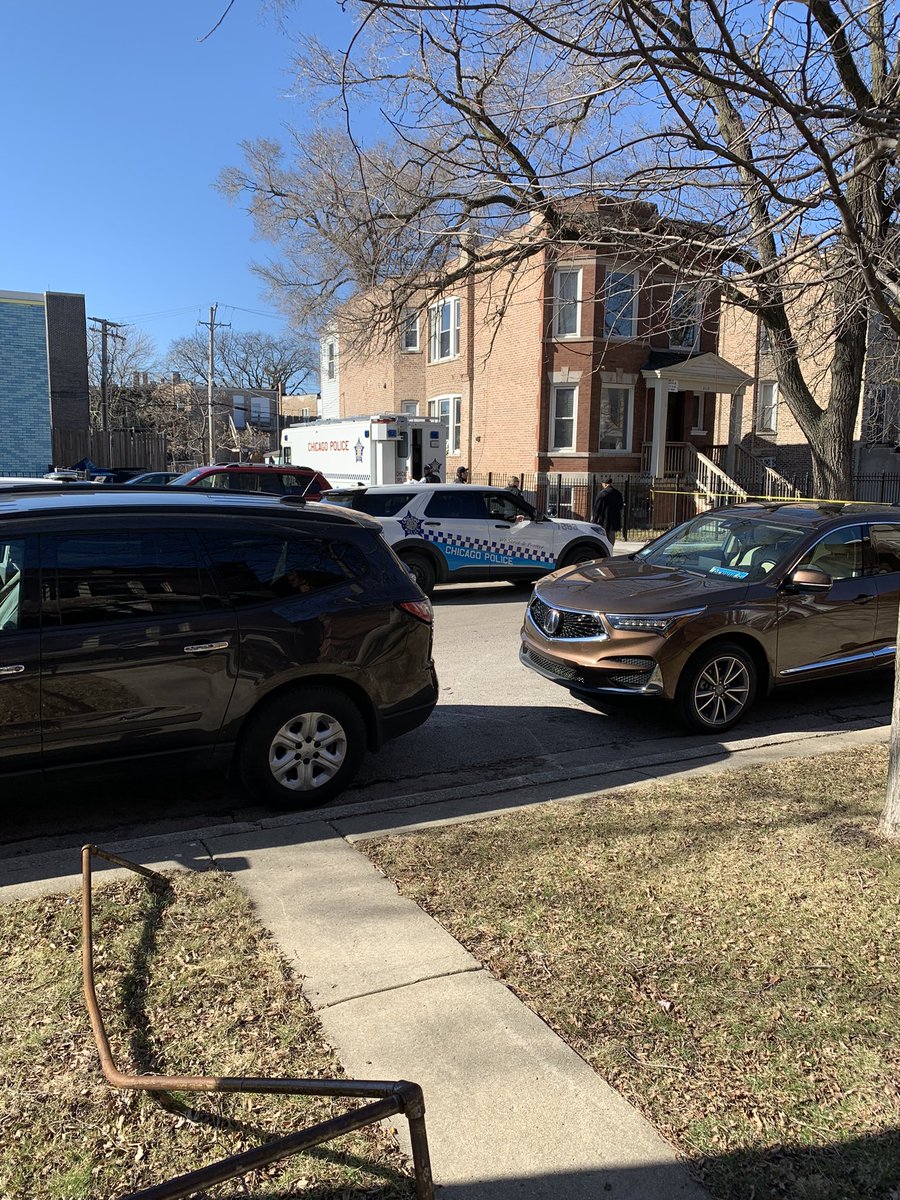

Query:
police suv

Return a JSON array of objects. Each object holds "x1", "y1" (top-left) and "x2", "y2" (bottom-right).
[{"x1": 322, "y1": 484, "x2": 612, "y2": 593}]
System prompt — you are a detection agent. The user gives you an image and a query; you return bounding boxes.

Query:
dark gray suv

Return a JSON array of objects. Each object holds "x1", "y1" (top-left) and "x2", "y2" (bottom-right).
[{"x1": 0, "y1": 485, "x2": 437, "y2": 806}]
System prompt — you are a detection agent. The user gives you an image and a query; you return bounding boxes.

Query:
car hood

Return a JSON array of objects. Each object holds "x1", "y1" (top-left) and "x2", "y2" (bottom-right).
[{"x1": 534, "y1": 557, "x2": 750, "y2": 613}]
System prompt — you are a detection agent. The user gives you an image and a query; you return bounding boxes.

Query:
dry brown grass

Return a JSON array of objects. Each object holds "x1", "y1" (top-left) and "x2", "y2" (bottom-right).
[
  {"x1": 368, "y1": 747, "x2": 900, "y2": 1200},
  {"x1": 0, "y1": 869, "x2": 414, "y2": 1200}
]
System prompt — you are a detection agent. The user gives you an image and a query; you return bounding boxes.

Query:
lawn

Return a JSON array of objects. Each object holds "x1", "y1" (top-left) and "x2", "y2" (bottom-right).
[
  {"x1": 367, "y1": 746, "x2": 900, "y2": 1200},
  {"x1": 0, "y1": 868, "x2": 414, "y2": 1200}
]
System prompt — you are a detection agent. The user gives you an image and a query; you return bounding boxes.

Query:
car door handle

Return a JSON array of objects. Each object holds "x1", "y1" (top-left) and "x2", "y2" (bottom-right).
[
  {"x1": 183, "y1": 641, "x2": 230, "y2": 654},
  {"x1": 493, "y1": 523, "x2": 512, "y2": 529},
  {"x1": 852, "y1": 594, "x2": 874, "y2": 604},
  {"x1": 0, "y1": 664, "x2": 25, "y2": 676},
  {"x1": 423, "y1": 521, "x2": 441, "y2": 527}
]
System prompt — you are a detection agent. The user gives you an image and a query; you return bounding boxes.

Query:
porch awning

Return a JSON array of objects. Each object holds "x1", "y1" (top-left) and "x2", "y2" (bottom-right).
[{"x1": 641, "y1": 351, "x2": 753, "y2": 393}]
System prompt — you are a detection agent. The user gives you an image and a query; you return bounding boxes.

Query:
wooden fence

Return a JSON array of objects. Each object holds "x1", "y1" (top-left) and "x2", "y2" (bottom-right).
[{"x1": 51, "y1": 428, "x2": 169, "y2": 472}]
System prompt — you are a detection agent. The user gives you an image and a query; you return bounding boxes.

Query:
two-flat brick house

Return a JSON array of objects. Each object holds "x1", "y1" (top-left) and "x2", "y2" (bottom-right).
[{"x1": 328, "y1": 202, "x2": 754, "y2": 506}]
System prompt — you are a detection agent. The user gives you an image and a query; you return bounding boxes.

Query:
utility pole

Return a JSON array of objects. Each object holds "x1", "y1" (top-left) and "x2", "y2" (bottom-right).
[
  {"x1": 88, "y1": 316, "x2": 125, "y2": 433},
  {"x1": 198, "y1": 304, "x2": 230, "y2": 462}
]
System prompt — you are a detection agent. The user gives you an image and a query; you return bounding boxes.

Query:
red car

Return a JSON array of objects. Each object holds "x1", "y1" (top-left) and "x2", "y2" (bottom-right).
[{"x1": 172, "y1": 464, "x2": 331, "y2": 500}]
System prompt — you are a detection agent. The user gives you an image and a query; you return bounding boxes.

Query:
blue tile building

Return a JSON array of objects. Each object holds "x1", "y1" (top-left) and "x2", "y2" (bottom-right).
[{"x1": 0, "y1": 289, "x2": 89, "y2": 475}]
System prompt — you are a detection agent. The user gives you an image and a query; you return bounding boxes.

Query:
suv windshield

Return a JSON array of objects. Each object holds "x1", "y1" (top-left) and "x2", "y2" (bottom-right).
[{"x1": 637, "y1": 512, "x2": 808, "y2": 581}]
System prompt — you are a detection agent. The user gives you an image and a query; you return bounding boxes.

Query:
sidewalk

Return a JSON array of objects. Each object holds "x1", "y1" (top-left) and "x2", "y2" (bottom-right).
[
  {"x1": 204, "y1": 821, "x2": 705, "y2": 1199},
  {"x1": 2, "y1": 724, "x2": 888, "y2": 1197}
]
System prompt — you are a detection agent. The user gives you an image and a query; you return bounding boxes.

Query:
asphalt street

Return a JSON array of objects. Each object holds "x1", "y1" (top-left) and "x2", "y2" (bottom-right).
[{"x1": 1, "y1": 578, "x2": 893, "y2": 858}]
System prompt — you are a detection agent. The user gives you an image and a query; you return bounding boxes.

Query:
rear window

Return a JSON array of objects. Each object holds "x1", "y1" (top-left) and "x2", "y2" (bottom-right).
[
  {"x1": 202, "y1": 532, "x2": 367, "y2": 606},
  {"x1": 326, "y1": 491, "x2": 416, "y2": 518}
]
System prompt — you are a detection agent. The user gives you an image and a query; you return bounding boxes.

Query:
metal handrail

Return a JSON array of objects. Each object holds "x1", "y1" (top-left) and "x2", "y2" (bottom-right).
[{"x1": 81, "y1": 844, "x2": 435, "y2": 1200}]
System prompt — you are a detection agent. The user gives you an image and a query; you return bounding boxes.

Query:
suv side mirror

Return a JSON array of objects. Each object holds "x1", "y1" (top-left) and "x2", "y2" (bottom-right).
[{"x1": 782, "y1": 566, "x2": 832, "y2": 593}]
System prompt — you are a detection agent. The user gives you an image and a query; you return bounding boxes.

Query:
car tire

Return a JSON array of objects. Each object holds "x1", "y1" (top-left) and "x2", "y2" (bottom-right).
[
  {"x1": 559, "y1": 542, "x2": 607, "y2": 568},
  {"x1": 400, "y1": 552, "x2": 436, "y2": 596},
  {"x1": 676, "y1": 642, "x2": 757, "y2": 734},
  {"x1": 238, "y1": 686, "x2": 367, "y2": 809}
]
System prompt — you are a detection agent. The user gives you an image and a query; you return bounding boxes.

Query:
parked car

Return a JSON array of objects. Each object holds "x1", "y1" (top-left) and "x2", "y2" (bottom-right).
[
  {"x1": 0, "y1": 477, "x2": 66, "y2": 488},
  {"x1": 520, "y1": 501, "x2": 900, "y2": 733},
  {"x1": 322, "y1": 483, "x2": 612, "y2": 592},
  {"x1": 173, "y1": 464, "x2": 331, "y2": 500},
  {"x1": 0, "y1": 484, "x2": 437, "y2": 805},
  {"x1": 124, "y1": 471, "x2": 182, "y2": 485}
]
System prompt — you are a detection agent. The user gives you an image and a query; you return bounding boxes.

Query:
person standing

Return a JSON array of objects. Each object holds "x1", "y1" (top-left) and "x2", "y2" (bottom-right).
[
  {"x1": 454, "y1": 466, "x2": 469, "y2": 483},
  {"x1": 592, "y1": 477, "x2": 625, "y2": 547}
]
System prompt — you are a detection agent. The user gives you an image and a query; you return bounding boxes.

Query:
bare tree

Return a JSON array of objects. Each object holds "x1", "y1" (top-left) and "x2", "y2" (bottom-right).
[
  {"x1": 222, "y1": 0, "x2": 900, "y2": 496},
  {"x1": 167, "y1": 328, "x2": 316, "y2": 394},
  {"x1": 87, "y1": 325, "x2": 159, "y2": 431}
]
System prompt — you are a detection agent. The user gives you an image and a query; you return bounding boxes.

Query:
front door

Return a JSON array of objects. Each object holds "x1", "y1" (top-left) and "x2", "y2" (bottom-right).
[
  {"x1": 776, "y1": 524, "x2": 879, "y2": 678},
  {"x1": 483, "y1": 491, "x2": 557, "y2": 576},
  {"x1": 666, "y1": 392, "x2": 685, "y2": 442},
  {"x1": 39, "y1": 527, "x2": 238, "y2": 770}
]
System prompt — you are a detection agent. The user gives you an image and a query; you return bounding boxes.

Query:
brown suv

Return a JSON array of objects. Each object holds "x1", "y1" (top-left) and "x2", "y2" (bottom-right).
[{"x1": 520, "y1": 502, "x2": 900, "y2": 732}]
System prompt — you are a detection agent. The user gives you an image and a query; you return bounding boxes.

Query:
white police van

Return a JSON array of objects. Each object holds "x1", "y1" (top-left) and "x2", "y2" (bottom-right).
[{"x1": 322, "y1": 483, "x2": 612, "y2": 593}]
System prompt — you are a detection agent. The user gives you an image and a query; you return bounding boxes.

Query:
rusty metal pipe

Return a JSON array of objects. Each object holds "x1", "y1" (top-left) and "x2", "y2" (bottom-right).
[
  {"x1": 80, "y1": 844, "x2": 435, "y2": 1200},
  {"x1": 120, "y1": 1095, "x2": 405, "y2": 1200}
]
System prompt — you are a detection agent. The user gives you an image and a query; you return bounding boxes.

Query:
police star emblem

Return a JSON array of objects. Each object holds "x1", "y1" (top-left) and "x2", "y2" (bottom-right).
[
  {"x1": 399, "y1": 512, "x2": 425, "y2": 537},
  {"x1": 354, "y1": 438, "x2": 365, "y2": 462}
]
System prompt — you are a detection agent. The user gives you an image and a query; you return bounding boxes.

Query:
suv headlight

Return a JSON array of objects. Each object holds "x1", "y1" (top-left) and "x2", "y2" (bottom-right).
[{"x1": 605, "y1": 608, "x2": 705, "y2": 635}]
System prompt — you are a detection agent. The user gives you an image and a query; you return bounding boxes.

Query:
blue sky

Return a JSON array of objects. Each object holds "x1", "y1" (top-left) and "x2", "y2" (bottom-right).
[{"x1": 3, "y1": 2, "x2": 336, "y2": 360}]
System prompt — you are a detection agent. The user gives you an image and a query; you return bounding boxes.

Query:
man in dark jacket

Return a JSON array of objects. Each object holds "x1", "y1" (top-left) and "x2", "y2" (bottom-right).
[{"x1": 592, "y1": 477, "x2": 625, "y2": 547}]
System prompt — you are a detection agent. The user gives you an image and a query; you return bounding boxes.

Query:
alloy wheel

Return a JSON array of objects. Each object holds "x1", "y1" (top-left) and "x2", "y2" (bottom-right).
[{"x1": 692, "y1": 655, "x2": 752, "y2": 728}]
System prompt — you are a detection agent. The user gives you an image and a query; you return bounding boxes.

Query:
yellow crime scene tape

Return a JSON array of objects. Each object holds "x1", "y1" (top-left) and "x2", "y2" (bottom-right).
[{"x1": 648, "y1": 488, "x2": 878, "y2": 506}]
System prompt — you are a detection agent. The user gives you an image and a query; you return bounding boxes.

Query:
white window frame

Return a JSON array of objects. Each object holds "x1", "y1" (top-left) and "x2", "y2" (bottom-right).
[
  {"x1": 401, "y1": 310, "x2": 420, "y2": 353},
  {"x1": 552, "y1": 268, "x2": 582, "y2": 338},
  {"x1": 598, "y1": 384, "x2": 633, "y2": 453},
  {"x1": 690, "y1": 393, "x2": 706, "y2": 435},
  {"x1": 668, "y1": 288, "x2": 700, "y2": 350},
  {"x1": 603, "y1": 270, "x2": 637, "y2": 339},
  {"x1": 428, "y1": 394, "x2": 462, "y2": 453},
  {"x1": 325, "y1": 340, "x2": 336, "y2": 380},
  {"x1": 757, "y1": 381, "x2": 778, "y2": 433},
  {"x1": 549, "y1": 383, "x2": 578, "y2": 452},
  {"x1": 401, "y1": 399, "x2": 419, "y2": 415},
  {"x1": 428, "y1": 298, "x2": 461, "y2": 362}
]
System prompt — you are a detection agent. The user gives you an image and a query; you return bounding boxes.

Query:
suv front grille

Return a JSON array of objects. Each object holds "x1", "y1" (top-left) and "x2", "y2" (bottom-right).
[
  {"x1": 529, "y1": 596, "x2": 606, "y2": 640},
  {"x1": 523, "y1": 646, "x2": 581, "y2": 682}
]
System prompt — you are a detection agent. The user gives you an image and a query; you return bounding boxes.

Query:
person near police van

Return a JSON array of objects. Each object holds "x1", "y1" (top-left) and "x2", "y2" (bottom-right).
[
  {"x1": 506, "y1": 476, "x2": 522, "y2": 497},
  {"x1": 454, "y1": 466, "x2": 469, "y2": 483},
  {"x1": 592, "y1": 477, "x2": 624, "y2": 548}
]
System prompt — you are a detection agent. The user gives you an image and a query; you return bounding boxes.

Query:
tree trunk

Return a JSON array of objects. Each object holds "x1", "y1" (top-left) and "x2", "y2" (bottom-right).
[{"x1": 807, "y1": 304, "x2": 867, "y2": 499}]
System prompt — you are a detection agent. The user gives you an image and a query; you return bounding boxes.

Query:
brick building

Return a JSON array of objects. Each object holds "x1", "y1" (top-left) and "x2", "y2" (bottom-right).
[
  {"x1": 326, "y1": 203, "x2": 753, "y2": 492},
  {"x1": 0, "y1": 289, "x2": 90, "y2": 475}
]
